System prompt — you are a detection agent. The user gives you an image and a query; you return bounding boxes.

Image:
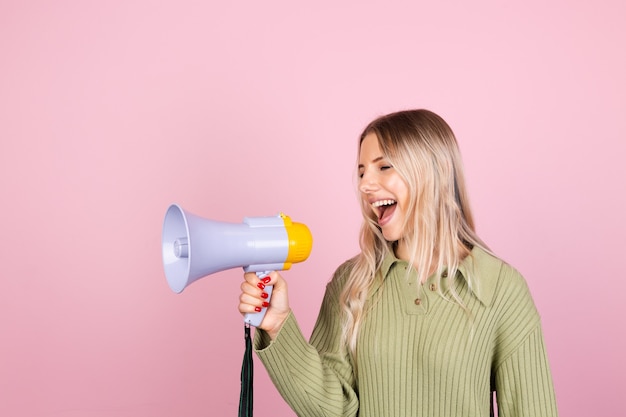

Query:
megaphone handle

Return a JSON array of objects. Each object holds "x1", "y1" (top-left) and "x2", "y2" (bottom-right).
[{"x1": 243, "y1": 271, "x2": 273, "y2": 327}]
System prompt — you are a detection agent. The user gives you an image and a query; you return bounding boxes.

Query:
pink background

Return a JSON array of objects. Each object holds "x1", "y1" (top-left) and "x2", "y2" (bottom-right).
[{"x1": 1, "y1": 1, "x2": 624, "y2": 416}]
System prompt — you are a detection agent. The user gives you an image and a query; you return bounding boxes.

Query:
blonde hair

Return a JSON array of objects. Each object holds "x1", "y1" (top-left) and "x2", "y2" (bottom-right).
[{"x1": 340, "y1": 109, "x2": 490, "y2": 354}]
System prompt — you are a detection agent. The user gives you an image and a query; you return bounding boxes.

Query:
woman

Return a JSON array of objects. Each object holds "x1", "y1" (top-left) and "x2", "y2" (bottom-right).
[{"x1": 239, "y1": 109, "x2": 558, "y2": 417}]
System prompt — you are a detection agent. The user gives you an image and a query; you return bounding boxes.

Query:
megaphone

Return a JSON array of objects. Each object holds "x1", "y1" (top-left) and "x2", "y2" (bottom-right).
[{"x1": 161, "y1": 204, "x2": 313, "y2": 326}]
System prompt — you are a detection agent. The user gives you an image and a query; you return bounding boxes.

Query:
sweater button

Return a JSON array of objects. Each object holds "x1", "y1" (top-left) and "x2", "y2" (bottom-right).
[
  {"x1": 414, "y1": 298, "x2": 422, "y2": 305},
  {"x1": 429, "y1": 283, "x2": 437, "y2": 291}
]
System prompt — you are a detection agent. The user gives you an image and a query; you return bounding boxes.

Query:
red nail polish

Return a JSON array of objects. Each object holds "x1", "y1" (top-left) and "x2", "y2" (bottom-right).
[
  {"x1": 254, "y1": 306, "x2": 262, "y2": 312},
  {"x1": 262, "y1": 277, "x2": 271, "y2": 284},
  {"x1": 262, "y1": 301, "x2": 270, "y2": 308},
  {"x1": 261, "y1": 292, "x2": 269, "y2": 299},
  {"x1": 257, "y1": 282, "x2": 265, "y2": 290}
]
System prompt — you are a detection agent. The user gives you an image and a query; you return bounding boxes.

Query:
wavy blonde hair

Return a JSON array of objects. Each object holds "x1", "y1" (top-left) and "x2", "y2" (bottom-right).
[{"x1": 340, "y1": 109, "x2": 490, "y2": 354}]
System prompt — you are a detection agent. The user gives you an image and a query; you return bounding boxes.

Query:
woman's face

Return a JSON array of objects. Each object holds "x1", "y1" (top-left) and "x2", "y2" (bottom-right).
[{"x1": 358, "y1": 133, "x2": 410, "y2": 246}]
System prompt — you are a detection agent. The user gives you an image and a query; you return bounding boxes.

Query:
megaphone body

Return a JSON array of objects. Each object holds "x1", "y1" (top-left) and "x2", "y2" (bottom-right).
[{"x1": 161, "y1": 204, "x2": 312, "y2": 326}]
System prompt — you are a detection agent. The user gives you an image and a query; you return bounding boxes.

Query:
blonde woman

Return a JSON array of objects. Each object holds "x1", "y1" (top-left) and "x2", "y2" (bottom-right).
[{"x1": 239, "y1": 109, "x2": 558, "y2": 417}]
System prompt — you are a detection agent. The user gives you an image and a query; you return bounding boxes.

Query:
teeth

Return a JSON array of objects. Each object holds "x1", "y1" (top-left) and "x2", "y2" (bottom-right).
[{"x1": 372, "y1": 199, "x2": 396, "y2": 208}]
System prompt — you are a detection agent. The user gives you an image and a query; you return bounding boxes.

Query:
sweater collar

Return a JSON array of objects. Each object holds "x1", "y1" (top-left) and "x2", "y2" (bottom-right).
[{"x1": 374, "y1": 245, "x2": 499, "y2": 306}]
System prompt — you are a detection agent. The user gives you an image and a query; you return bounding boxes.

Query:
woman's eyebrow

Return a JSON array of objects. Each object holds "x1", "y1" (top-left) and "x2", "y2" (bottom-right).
[{"x1": 358, "y1": 156, "x2": 384, "y2": 169}]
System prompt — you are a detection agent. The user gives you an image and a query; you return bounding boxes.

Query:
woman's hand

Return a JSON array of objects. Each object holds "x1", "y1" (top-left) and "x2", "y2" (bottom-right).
[{"x1": 238, "y1": 271, "x2": 290, "y2": 340}]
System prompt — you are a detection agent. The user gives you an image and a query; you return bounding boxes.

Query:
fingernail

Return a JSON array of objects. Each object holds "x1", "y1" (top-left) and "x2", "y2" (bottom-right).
[
  {"x1": 261, "y1": 292, "x2": 269, "y2": 299},
  {"x1": 262, "y1": 301, "x2": 270, "y2": 307},
  {"x1": 254, "y1": 306, "x2": 262, "y2": 312},
  {"x1": 262, "y1": 277, "x2": 271, "y2": 284},
  {"x1": 257, "y1": 282, "x2": 265, "y2": 290}
]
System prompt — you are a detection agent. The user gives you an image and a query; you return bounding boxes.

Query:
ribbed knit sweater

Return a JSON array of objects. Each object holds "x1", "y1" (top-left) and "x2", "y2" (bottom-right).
[{"x1": 254, "y1": 247, "x2": 558, "y2": 417}]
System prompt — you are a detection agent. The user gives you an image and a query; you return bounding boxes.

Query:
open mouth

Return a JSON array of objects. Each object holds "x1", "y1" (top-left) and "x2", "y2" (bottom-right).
[{"x1": 372, "y1": 199, "x2": 397, "y2": 224}]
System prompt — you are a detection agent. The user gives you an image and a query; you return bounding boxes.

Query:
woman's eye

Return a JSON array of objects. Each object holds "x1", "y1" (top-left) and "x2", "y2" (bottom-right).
[{"x1": 380, "y1": 165, "x2": 392, "y2": 171}]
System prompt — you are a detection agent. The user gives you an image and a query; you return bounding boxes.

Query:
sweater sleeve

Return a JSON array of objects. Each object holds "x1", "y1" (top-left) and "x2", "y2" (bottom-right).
[
  {"x1": 494, "y1": 325, "x2": 558, "y2": 417},
  {"x1": 490, "y1": 262, "x2": 558, "y2": 416},
  {"x1": 253, "y1": 264, "x2": 358, "y2": 417}
]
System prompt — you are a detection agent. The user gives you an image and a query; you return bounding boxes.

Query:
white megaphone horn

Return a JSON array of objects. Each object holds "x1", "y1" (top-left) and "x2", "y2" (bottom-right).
[{"x1": 161, "y1": 204, "x2": 313, "y2": 327}]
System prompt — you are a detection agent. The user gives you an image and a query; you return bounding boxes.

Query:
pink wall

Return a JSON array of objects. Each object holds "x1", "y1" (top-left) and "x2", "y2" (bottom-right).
[{"x1": 1, "y1": 1, "x2": 624, "y2": 416}]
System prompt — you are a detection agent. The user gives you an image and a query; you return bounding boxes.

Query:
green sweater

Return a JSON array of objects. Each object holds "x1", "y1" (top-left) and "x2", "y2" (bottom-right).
[{"x1": 254, "y1": 247, "x2": 558, "y2": 417}]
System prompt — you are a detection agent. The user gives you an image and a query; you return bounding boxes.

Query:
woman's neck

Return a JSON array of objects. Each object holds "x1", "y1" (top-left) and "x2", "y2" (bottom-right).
[
  {"x1": 394, "y1": 239, "x2": 470, "y2": 281},
  {"x1": 394, "y1": 240, "x2": 439, "y2": 280}
]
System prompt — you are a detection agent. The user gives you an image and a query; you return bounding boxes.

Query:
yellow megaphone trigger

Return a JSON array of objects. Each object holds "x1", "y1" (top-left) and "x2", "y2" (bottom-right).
[{"x1": 280, "y1": 213, "x2": 313, "y2": 269}]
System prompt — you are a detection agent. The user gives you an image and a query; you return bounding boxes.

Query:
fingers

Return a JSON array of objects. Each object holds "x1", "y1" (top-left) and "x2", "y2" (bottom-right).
[
  {"x1": 238, "y1": 272, "x2": 277, "y2": 314},
  {"x1": 239, "y1": 292, "x2": 270, "y2": 313},
  {"x1": 243, "y1": 271, "x2": 279, "y2": 286},
  {"x1": 238, "y1": 288, "x2": 268, "y2": 313},
  {"x1": 238, "y1": 271, "x2": 291, "y2": 335}
]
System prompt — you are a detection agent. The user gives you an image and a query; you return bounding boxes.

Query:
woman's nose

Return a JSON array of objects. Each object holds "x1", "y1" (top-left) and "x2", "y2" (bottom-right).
[{"x1": 359, "y1": 172, "x2": 378, "y2": 193}]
